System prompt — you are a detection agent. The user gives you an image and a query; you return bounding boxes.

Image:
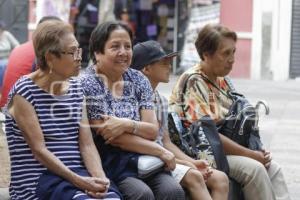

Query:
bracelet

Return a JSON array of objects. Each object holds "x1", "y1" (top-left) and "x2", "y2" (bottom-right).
[{"x1": 132, "y1": 120, "x2": 139, "y2": 135}]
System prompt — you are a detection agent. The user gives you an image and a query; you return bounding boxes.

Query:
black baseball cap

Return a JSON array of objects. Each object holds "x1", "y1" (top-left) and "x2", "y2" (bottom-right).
[{"x1": 130, "y1": 40, "x2": 179, "y2": 70}]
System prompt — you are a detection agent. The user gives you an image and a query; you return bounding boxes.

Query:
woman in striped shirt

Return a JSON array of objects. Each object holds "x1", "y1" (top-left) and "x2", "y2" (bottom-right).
[{"x1": 4, "y1": 20, "x2": 121, "y2": 200}]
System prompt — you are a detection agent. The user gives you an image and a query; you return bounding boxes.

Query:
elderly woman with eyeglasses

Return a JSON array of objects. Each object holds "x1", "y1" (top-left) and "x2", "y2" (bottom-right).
[{"x1": 4, "y1": 20, "x2": 121, "y2": 200}]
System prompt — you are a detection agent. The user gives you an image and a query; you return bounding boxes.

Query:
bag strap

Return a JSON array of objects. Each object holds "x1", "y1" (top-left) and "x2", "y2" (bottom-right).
[
  {"x1": 201, "y1": 75, "x2": 247, "y2": 102},
  {"x1": 198, "y1": 73, "x2": 231, "y2": 99},
  {"x1": 179, "y1": 72, "x2": 207, "y2": 119},
  {"x1": 224, "y1": 76, "x2": 236, "y2": 92}
]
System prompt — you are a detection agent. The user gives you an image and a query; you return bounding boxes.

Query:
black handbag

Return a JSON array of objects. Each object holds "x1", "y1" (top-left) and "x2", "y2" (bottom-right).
[
  {"x1": 216, "y1": 91, "x2": 262, "y2": 150},
  {"x1": 168, "y1": 112, "x2": 229, "y2": 175},
  {"x1": 200, "y1": 75, "x2": 266, "y2": 150}
]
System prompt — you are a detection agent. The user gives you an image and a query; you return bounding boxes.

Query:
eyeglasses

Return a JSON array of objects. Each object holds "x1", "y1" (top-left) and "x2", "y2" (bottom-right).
[{"x1": 60, "y1": 48, "x2": 82, "y2": 60}]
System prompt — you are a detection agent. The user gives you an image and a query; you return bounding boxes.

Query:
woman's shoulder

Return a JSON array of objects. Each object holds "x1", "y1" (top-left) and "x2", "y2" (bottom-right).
[
  {"x1": 125, "y1": 68, "x2": 147, "y2": 81},
  {"x1": 125, "y1": 68, "x2": 153, "y2": 97},
  {"x1": 69, "y1": 77, "x2": 84, "y2": 92},
  {"x1": 78, "y1": 66, "x2": 98, "y2": 86},
  {"x1": 176, "y1": 66, "x2": 201, "y2": 82},
  {"x1": 6, "y1": 76, "x2": 35, "y2": 107},
  {"x1": 12, "y1": 76, "x2": 34, "y2": 91},
  {"x1": 125, "y1": 68, "x2": 151, "y2": 87},
  {"x1": 173, "y1": 66, "x2": 204, "y2": 90},
  {"x1": 79, "y1": 66, "x2": 95, "y2": 79}
]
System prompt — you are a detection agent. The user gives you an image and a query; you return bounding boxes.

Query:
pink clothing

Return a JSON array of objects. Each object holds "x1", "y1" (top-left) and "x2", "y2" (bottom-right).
[{"x1": 0, "y1": 41, "x2": 35, "y2": 107}]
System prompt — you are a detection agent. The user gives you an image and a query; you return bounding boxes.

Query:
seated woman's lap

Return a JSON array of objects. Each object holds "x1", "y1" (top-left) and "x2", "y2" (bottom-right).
[
  {"x1": 117, "y1": 172, "x2": 185, "y2": 200},
  {"x1": 117, "y1": 177, "x2": 155, "y2": 200}
]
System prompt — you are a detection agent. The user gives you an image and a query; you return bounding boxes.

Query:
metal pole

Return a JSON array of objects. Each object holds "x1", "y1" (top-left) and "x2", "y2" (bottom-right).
[{"x1": 173, "y1": 0, "x2": 179, "y2": 74}]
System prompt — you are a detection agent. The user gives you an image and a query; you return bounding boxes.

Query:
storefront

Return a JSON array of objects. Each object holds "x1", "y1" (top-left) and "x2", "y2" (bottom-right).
[
  {"x1": 179, "y1": 0, "x2": 220, "y2": 74},
  {"x1": 71, "y1": 0, "x2": 189, "y2": 67},
  {"x1": 27, "y1": 0, "x2": 190, "y2": 70}
]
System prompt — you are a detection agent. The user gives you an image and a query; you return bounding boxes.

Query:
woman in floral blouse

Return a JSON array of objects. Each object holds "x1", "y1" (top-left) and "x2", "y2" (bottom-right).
[
  {"x1": 169, "y1": 23, "x2": 290, "y2": 200},
  {"x1": 79, "y1": 21, "x2": 185, "y2": 200}
]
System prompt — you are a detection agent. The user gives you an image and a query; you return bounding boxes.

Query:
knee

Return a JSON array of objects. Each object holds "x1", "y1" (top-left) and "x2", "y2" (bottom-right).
[
  {"x1": 252, "y1": 161, "x2": 267, "y2": 176},
  {"x1": 245, "y1": 160, "x2": 269, "y2": 184},
  {"x1": 182, "y1": 169, "x2": 206, "y2": 188},
  {"x1": 210, "y1": 171, "x2": 229, "y2": 193},
  {"x1": 135, "y1": 186, "x2": 155, "y2": 200},
  {"x1": 160, "y1": 183, "x2": 185, "y2": 200},
  {"x1": 155, "y1": 179, "x2": 185, "y2": 200}
]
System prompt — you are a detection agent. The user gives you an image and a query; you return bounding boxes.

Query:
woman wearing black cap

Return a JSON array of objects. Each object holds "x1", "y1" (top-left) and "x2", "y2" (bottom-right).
[{"x1": 79, "y1": 21, "x2": 185, "y2": 200}]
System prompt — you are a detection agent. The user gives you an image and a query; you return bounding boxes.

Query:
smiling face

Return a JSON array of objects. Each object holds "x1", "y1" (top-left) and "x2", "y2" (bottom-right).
[
  {"x1": 49, "y1": 33, "x2": 81, "y2": 78},
  {"x1": 204, "y1": 37, "x2": 236, "y2": 77},
  {"x1": 94, "y1": 28, "x2": 132, "y2": 75}
]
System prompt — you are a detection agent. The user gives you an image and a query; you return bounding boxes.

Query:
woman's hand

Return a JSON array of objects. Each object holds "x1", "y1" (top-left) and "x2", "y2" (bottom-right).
[
  {"x1": 192, "y1": 159, "x2": 209, "y2": 169},
  {"x1": 75, "y1": 175, "x2": 110, "y2": 198},
  {"x1": 262, "y1": 149, "x2": 272, "y2": 169},
  {"x1": 95, "y1": 115, "x2": 131, "y2": 143},
  {"x1": 159, "y1": 149, "x2": 176, "y2": 171},
  {"x1": 193, "y1": 160, "x2": 213, "y2": 181},
  {"x1": 249, "y1": 149, "x2": 272, "y2": 169},
  {"x1": 86, "y1": 177, "x2": 110, "y2": 198}
]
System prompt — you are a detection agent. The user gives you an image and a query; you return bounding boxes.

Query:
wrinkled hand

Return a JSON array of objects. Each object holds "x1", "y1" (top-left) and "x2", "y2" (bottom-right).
[
  {"x1": 262, "y1": 149, "x2": 272, "y2": 169},
  {"x1": 193, "y1": 160, "x2": 213, "y2": 181},
  {"x1": 95, "y1": 115, "x2": 129, "y2": 144},
  {"x1": 76, "y1": 176, "x2": 110, "y2": 198},
  {"x1": 193, "y1": 159, "x2": 209, "y2": 170},
  {"x1": 250, "y1": 149, "x2": 272, "y2": 169},
  {"x1": 85, "y1": 177, "x2": 110, "y2": 198},
  {"x1": 159, "y1": 149, "x2": 176, "y2": 171}
]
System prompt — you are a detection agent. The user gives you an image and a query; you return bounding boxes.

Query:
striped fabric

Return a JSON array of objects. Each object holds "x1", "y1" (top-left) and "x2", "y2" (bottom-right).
[
  {"x1": 72, "y1": 191, "x2": 121, "y2": 200},
  {"x1": 4, "y1": 76, "x2": 86, "y2": 200}
]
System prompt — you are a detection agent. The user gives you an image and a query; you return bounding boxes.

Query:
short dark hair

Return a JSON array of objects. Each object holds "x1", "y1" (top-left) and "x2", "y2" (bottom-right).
[
  {"x1": 38, "y1": 16, "x2": 61, "y2": 25},
  {"x1": 195, "y1": 24, "x2": 237, "y2": 60},
  {"x1": 89, "y1": 21, "x2": 133, "y2": 64},
  {"x1": 33, "y1": 20, "x2": 73, "y2": 70}
]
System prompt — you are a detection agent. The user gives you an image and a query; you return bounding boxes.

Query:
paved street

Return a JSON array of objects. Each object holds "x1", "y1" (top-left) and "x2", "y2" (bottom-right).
[
  {"x1": 1, "y1": 76, "x2": 299, "y2": 199},
  {"x1": 158, "y1": 76, "x2": 300, "y2": 200}
]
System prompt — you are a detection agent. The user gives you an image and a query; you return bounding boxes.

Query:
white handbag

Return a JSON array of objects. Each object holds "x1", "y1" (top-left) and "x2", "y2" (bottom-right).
[{"x1": 137, "y1": 155, "x2": 164, "y2": 178}]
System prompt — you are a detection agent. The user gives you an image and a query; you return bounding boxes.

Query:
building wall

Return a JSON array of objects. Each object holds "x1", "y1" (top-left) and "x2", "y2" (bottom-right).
[
  {"x1": 220, "y1": 0, "x2": 253, "y2": 78},
  {"x1": 270, "y1": 0, "x2": 292, "y2": 80}
]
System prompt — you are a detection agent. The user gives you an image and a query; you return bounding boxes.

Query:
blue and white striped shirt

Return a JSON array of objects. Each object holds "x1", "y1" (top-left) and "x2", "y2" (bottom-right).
[{"x1": 5, "y1": 76, "x2": 85, "y2": 200}]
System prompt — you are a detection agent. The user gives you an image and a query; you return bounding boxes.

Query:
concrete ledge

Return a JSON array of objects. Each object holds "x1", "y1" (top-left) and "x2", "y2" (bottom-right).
[{"x1": 0, "y1": 188, "x2": 10, "y2": 200}]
